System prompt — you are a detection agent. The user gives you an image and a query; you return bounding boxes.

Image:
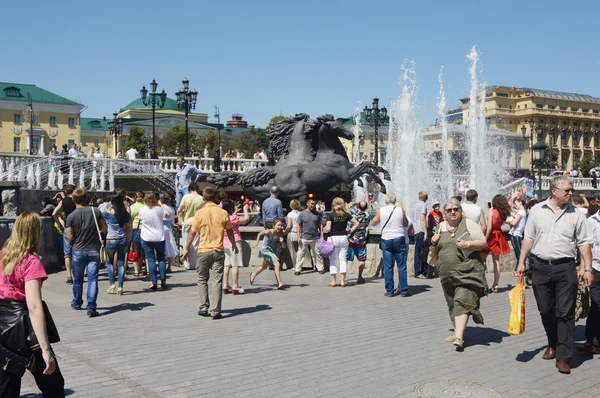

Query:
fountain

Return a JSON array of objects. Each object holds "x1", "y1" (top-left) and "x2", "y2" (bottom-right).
[
  {"x1": 48, "y1": 166, "x2": 56, "y2": 189},
  {"x1": 68, "y1": 163, "x2": 74, "y2": 185},
  {"x1": 90, "y1": 168, "x2": 98, "y2": 191},
  {"x1": 437, "y1": 67, "x2": 454, "y2": 199},
  {"x1": 26, "y1": 165, "x2": 34, "y2": 188},
  {"x1": 79, "y1": 169, "x2": 85, "y2": 190},
  {"x1": 352, "y1": 103, "x2": 367, "y2": 202},
  {"x1": 7, "y1": 160, "x2": 14, "y2": 182},
  {"x1": 57, "y1": 169, "x2": 64, "y2": 190},
  {"x1": 35, "y1": 163, "x2": 41, "y2": 189},
  {"x1": 99, "y1": 167, "x2": 106, "y2": 191},
  {"x1": 17, "y1": 162, "x2": 25, "y2": 182}
]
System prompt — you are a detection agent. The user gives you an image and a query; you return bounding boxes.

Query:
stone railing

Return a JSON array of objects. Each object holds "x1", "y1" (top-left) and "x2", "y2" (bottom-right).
[
  {"x1": 158, "y1": 157, "x2": 268, "y2": 173},
  {"x1": 500, "y1": 176, "x2": 600, "y2": 197}
]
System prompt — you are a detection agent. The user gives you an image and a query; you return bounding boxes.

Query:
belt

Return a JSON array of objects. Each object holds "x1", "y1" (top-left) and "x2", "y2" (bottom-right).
[{"x1": 531, "y1": 254, "x2": 574, "y2": 266}]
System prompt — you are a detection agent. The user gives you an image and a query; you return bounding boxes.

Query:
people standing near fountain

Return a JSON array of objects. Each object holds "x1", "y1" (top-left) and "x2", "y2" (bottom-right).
[
  {"x1": 130, "y1": 192, "x2": 145, "y2": 277},
  {"x1": 431, "y1": 198, "x2": 489, "y2": 351},
  {"x1": 347, "y1": 200, "x2": 371, "y2": 284},
  {"x1": 483, "y1": 195, "x2": 512, "y2": 293},
  {"x1": 52, "y1": 184, "x2": 77, "y2": 285},
  {"x1": 177, "y1": 183, "x2": 205, "y2": 270},
  {"x1": 66, "y1": 188, "x2": 106, "y2": 317},
  {"x1": 159, "y1": 193, "x2": 177, "y2": 273},
  {"x1": 175, "y1": 156, "x2": 202, "y2": 211},
  {"x1": 294, "y1": 199, "x2": 324, "y2": 275},
  {"x1": 0, "y1": 212, "x2": 65, "y2": 397},
  {"x1": 412, "y1": 191, "x2": 429, "y2": 278},
  {"x1": 517, "y1": 176, "x2": 593, "y2": 375},
  {"x1": 372, "y1": 193, "x2": 410, "y2": 297},
  {"x1": 323, "y1": 198, "x2": 359, "y2": 287},
  {"x1": 507, "y1": 198, "x2": 526, "y2": 276},
  {"x1": 262, "y1": 186, "x2": 284, "y2": 269},
  {"x1": 222, "y1": 200, "x2": 251, "y2": 295},
  {"x1": 138, "y1": 194, "x2": 168, "y2": 291},
  {"x1": 251, "y1": 219, "x2": 287, "y2": 289},
  {"x1": 522, "y1": 172, "x2": 536, "y2": 201},
  {"x1": 40, "y1": 196, "x2": 56, "y2": 217},
  {"x1": 103, "y1": 193, "x2": 132, "y2": 295},
  {"x1": 462, "y1": 190, "x2": 487, "y2": 233},
  {"x1": 182, "y1": 187, "x2": 238, "y2": 319},
  {"x1": 125, "y1": 146, "x2": 138, "y2": 160},
  {"x1": 68, "y1": 143, "x2": 79, "y2": 158},
  {"x1": 285, "y1": 200, "x2": 302, "y2": 271}
]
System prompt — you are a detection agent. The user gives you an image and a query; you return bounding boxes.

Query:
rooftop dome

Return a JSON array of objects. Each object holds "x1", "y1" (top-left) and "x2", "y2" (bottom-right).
[{"x1": 121, "y1": 96, "x2": 180, "y2": 112}]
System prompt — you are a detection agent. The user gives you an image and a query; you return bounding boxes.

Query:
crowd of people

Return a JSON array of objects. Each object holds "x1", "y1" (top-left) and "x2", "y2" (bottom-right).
[{"x1": 3, "y1": 155, "x2": 600, "y2": 395}]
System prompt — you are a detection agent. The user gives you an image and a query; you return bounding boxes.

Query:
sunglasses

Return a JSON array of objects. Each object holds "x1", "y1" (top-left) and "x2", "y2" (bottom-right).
[
  {"x1": 554, "y1": 188, "x2": 573, "y2": 194},
  {"x1": 445, "y1": 208, "x2": 461, "y2": 213}
]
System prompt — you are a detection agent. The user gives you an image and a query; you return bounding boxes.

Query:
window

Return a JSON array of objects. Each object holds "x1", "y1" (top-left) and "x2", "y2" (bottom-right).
[
  {"x1": 82, "y1": 139, "x2": 87, "y2": 146},
  {"x1": 585, "y1": 123, "x2": 590, "y2": 127},
  {"x1": 91, "y1": 120, "x2": 101, "y2": 128},
  {"x1": 595, "y1": 133, "x2": 599, "y2": 148},
  {"x1": 584, "y1": 132, "x2": 589, "y2": 147},
  {"x1": 573, "y1": 132, "x2": 579, "y2": 145},
  {"x1": 524, "y1": 104, "x2": 527, "y2": 109},
  {"x1": 4, "y1": 87, "x2": 20, "y2": 97},
  {"x1": 560, "y1": 106, "x2": 567, "y2": 111},
  {"x1": 106, "y1": 139, "x2": 111, "y2": 147},
  {"x1": 121, "y1": 139, "x2": 126, "y2": 148},
  {"x1": 31, "y1": 114, "x2": 38, "y2": 124},
  {"x1": 548, "y1": 105, "x2": 556, "y2": 110},
  {"x1": 49, "y1": 139, "x2": 56, "y2": 148},
  {"x1": 583, "y1": 109, "x2": 589, "y2": 113},
  {"x1": 370, "y1": 136, "x2": 375, "y2": 144},
  {"x1": 574, "y1": 122, "x2": 579, "y2": 126},
  {"x1": 379, "y1": 136, "x2": 384, "y2": 143},
  {"x1": 49, "y1": 116, "x2": 56, "y2": 125},
  {"x1": 497, "y1": 92, "x2": 509, "y2": 97},
  {"x1": 93, "y1": 140, "x2": 99, "y2": 147},
  {"x1": 13, "y1": 137, "x2": 20, "y2": 152},
  {"x1": 13, "y1": 114, "x2": 20, "y2": 124},
  {"x1": 68, "y1": 140, "x2": 75, "y2": 147},
  {"x1": 594, "y1": 109, "x2": 599, "y2": 114},
  {"x1": 571, "y1": 107, "x2": 578, "y2": 112},
  {"x1": 551, "y1": 120, "x2": 556, "y2": 124},
  {"x1": 517, "y1": 105, "x2": 520, "y2": 110},
  {"x1": 31, "y1": 137, "x2": 40, "y2": 155},
  {"x1": 561, "y1": 131, "x2": 567, "y2": 143},
  {"x1": 536, "y1": 104, "x2": 543, "y2": 109},
  {"x1": 68, "y1": 117, "x2": 75, "y2": 126}
]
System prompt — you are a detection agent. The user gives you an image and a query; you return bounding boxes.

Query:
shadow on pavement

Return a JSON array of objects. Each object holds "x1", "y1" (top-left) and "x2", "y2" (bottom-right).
[
  {"x1": 515, "y1": 345, "x2": 546, "y2": 362},
  {"x1": 409, "y1": 284, "x2": 432, "y2": 295},
  {"x1": 464, "y1": 326, "x2": 510, "y2": 347},
  {"x1": 22, "y1": 388, "x2": 76, "y2": 397},
  {"x1": 97, "y1": 302, "x2": 154, "y2": 316},
  {"x1": 222, "y1": 304, "x2": 272, "y2": 318}
]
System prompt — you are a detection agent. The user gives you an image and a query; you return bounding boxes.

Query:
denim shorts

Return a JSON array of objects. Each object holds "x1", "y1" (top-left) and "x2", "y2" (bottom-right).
[
  {"x1": 347, "y1": 242, "x2": 366, "y2": 262},
  {"x1": 63, "y1": 235, "x2": 73, "y2": 258}
]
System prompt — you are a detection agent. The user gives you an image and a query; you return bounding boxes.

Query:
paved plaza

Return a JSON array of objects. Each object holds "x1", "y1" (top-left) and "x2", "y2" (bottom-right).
[{"x1": 21, "y1": 267, "x2": 600, "y2": 398}]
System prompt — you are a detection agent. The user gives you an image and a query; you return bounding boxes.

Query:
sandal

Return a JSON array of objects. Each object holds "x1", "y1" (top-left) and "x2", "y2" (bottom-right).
[
  {"x1": 327, "y1": 281, "x2": 336, "y2": 287},
  {"x1": 249, "y1": 274, "x2": 255, "y2": 286},
  {"x1": 223, "y1": 286, "x2": 231, "y2": 294},
  {"x1": 133, "y1": 273, "x2": 140, "y2": 277},
  {"x1": 490, "y1": 285, "x2": 499, "y2": 294},
  {"x1": 232, "y1": 287, "x2": 245, "y2": 295},
  {"x1": 453, "y1": 338, "x2": 464, "y2": 352},
  {"x1": 277, "y1": 284, "x2": 287, "y2": 290},
  {"x1": 339, "y1": 281, "x2": 347, "y2": 288},
  {"x1": 445, "y1": 333, "x2": 456, "y2": 342}
]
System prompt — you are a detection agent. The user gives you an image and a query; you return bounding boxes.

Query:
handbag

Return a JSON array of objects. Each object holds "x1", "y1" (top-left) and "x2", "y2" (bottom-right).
[
  {"x1": 379, "y1": 206, "x2": 396, "y2": 249},
  {"x1": 91, "y1": 207, "x2": 108, "y2": 263},
  {"x1": 316, "y1": 230, "x2": 335, "y2": 259},
  {"x1": 575, "y1": 268, "x2": 590, "y2": 321},
  {"x1": 127, "y1": 240, "x2": 139, "y2": 262},
  {"x1": 427, "y1": 222, "x2": 444, "y2": 267}
]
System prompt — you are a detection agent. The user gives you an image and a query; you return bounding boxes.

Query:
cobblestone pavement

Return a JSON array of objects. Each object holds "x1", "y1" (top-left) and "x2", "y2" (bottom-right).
[{"x1": 21, "y1": 266, "x2": 600, "y2": 397}]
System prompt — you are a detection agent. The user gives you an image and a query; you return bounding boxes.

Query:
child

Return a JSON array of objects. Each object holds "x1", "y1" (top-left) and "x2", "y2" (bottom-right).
[
  {"x1": 222, "y1": 200, "x2": 251, "y2": 294},
  {"x1": 250, "y1": 219, "x2": 287, "y2": 289}
]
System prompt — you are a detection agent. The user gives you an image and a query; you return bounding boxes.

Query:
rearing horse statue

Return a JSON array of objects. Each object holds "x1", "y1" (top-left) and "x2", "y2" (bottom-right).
[{"x1": 207, "y1": 114, "x2": 390, "y2": 203}]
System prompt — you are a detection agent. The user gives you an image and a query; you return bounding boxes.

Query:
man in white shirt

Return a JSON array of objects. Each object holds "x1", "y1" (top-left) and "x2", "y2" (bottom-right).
[
  {"x1": 126, "y1": 146, "x2": 138, "y2": 160},
  {"x1": 68, "y1": 143, "x2": 79, "y2": 158},
  {"x1": 412, "y1": 191, "x2": 428, "y2": 278},
  {"x1": 462, "y1": 189, "x2": 487, "y2": 233},
  {"x1": 259, "y1": 150, "x2": 268, "y2": 161}
]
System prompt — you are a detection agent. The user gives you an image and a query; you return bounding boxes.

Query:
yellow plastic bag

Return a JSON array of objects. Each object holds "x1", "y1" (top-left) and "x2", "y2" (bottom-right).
[{"x1": 508, "y1": 276, "x2": 526, "y2": 335}]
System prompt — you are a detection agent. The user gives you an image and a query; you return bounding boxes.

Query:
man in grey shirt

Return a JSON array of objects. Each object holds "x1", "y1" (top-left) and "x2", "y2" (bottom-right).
[
  {"x1": 518, "y1": 176, "x2": 593, "y2": 375},
  {"x1": 295, "y1": 199, "x2": 324, "y2": 275}
]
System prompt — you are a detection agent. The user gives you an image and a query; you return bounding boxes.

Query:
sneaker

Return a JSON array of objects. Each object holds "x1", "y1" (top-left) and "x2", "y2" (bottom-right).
[
  {"x1": 318, "y1": 270, "x2": 325, "y2": 275},
  {"x1": 445, "y1": 333, "x2": 456, "y2": 342},
  {"x1": 211, "y1": 313, "x2": 223, "y2": 320},
  {"x1": 87, "y1": 310, "x2": 99, "y2": 318},
  {"x1": 454, "y1": 338, "x2": 464, "y2": 352},
  {"x1": 400, "y1": 292, "x2": 413, "y2": 298},
  {"x1": 160, "y1": 282, "x2": 168, "y2": 290},
  {"x1": 294, "y1": 271, "x2": 301, "y2": 276},
  {"x1": 71, "y1": 303, "x2": 80, "y2": 310},
  {"x1": 357, "y1": 277, "x2": 366, "y2": 284},
  {"x1": 66, "y1": 276, "x2": 73, "y2": 285},
  {"x1": 147, "y1": 284, "x2": 158, "y2": 291},
  {"x1": 197, "y1": 309, "x2": 209, "y2": 317}
]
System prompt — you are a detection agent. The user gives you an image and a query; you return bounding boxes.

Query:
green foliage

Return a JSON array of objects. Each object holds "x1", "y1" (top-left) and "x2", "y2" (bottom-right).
[
  {"x1": 158, "y1": 125, "x2": 195, "y2": 156},
  {"x1": 267, "y1": 114, "x2": 286, "y2": 132},
  {"x1": 533, "y1": 143, "x2": 559, "y2": 169},
  {"x1": 125, "y1": 126, "x2": 149, "y2": 157},
  {"x1": 195, "y1": 129, "x2": 220, "y2": 157},
  {"x1": 574, "y1": 153, "x2": 595, "y2": 175},
  {"x1": 229, "y1": 127, "x2": 269, "y2": 156}
]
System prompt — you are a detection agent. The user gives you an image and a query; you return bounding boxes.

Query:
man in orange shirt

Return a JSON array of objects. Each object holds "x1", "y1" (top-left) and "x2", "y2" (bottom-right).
[{"x1": 182, "y1": 187, "x2": 238, "y2": 319}]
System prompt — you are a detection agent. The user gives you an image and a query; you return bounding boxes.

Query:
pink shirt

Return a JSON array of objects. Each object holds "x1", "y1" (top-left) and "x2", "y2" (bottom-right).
[
  {"x1": 223, "y1": 214, "x2": 241, "y2": 245},
  {"x1": 0, "y1": 254, "x2": 48, "y2": 301}
]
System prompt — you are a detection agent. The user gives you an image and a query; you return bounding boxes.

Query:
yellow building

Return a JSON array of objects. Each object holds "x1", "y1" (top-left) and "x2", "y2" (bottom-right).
[
  {"x1": 0, "y1": 82, "x2": 84, "y2": 154},
  {"x1": 81, "y1": 117, "x2": 111, "y2": 154},
  {"x1": 339, "y1": 114, "x2": 388, "y2": 164}
]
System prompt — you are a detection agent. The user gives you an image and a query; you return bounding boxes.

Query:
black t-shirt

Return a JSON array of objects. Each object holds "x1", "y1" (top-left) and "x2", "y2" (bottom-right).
[
  {"x1": 66, "y1": 207, "x2": 104, "y2": 251},
  {"x1": 62, "y1": 197, "x2": 76, "y2": 218},
  {"x1": 328, "y1": 212, "x2": 352, "y2": 236}
]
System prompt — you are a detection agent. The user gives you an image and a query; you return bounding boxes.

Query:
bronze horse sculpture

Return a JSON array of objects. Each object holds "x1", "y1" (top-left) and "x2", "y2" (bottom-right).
[{"x1": 207, "y1": 114, "x2": 390, "y2": 203}]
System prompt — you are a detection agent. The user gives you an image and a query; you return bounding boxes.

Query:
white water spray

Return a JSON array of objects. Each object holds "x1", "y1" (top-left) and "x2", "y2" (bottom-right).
[{"x1": 437, "y1": 68, "x2": 454, "y2": 198}]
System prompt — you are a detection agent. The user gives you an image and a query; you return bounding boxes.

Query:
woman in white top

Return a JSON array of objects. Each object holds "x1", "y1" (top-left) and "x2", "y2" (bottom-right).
[
  {"x1": 285, "y1": 199, "x2": 302, "y2": 270},
  {"x1": 160, "y1": 193, "x2": 177, "y2": 272},
  {"x1": 372, "y1": 193, "x2": 409, "y2": 297},
  {"x1": 461, "y1": 189, "x2": 487, "y2": 233},
  {"x1": 507, "y1": 198, "x2": 526, "y2": 276},
  {"x1": 138, "y1": 194, "x2": 167, "y2": 290}
]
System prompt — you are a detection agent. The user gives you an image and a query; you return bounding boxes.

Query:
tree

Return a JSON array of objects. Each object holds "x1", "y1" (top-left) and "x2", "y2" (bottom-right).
[
  {"x1": 574, "y1": 153, "x2": 595, "y2": 176},
  {"x1": 125, "y1": 126, "x2": 149, "y2": 158},
  {"x1": 195, "y1": 129, "x2": 220, "y2": 157},
  {"x1": 229, "y1": 127, "x2": 269, "y2": 156},
  {"x1": 158, "y1": 125, "x2": 196, "y2": 156}
]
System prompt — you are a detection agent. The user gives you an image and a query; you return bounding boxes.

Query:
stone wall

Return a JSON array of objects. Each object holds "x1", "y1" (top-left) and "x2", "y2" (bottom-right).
[{"x1": 0, "y1": 217, "x2": 61, "y2": 270}]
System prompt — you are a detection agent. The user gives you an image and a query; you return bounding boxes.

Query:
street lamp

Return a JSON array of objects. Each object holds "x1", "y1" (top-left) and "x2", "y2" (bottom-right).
[
  {"x1": 175, "y1": 77, "x2": 198, "y2": 157},
  {"x1": 521, "y1": 119, "x2": 544, "y2": 172},
  {"x1": 140, "y1": 79, "x2": 167, "y2": 159},
  {"x1": 214, "y1": 105, "x2": 222, "y2": 172},
  {"x1": 533, "y1": 141, "x2": 546, "y2": 198},
  {"x1": 24, "y1": 93, "x2": 36, "y2": 155},
  {"x1": 108, "y1": 112, "x2": 123, "y2": 158},
  {"x1": 363, "y1": 97, "x2": 388, "y2": 166}
]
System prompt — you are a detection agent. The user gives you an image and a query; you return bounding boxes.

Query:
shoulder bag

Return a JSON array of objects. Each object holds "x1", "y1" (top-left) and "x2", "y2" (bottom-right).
[
  {"x1": 91, "y1": 207, "x2": 108, "y2": 263},
  {"x1": 427, "y1": 221, "x2": 444, "y2": 267},
  {"x1": 379, "y1": 206, "x2": 396, "y2": 249}
]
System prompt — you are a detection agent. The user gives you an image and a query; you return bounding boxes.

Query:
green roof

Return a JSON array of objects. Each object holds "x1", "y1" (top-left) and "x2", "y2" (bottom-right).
[
  {"x1": 0, "y1": 82, "x2": 84, "y2": 106},
  {"x1": 121, "y1": 97, "x2": 180, "y2": 112},
  {"x1": 81, "y1": 117, "x2": 109, "y2": 131},
  {"x1": 340, "y1": 112, "x2": 389, "y2": 126}
]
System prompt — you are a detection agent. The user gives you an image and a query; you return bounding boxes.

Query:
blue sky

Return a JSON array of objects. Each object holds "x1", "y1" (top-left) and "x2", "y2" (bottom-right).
[{"x1": 2, "y1": 0, "x2": 600, "y2": 128}]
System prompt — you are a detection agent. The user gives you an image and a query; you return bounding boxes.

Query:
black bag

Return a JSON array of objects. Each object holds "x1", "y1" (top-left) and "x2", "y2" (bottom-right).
[
  {"x1": 27, "y1": 301, "x2": 60, "y2": 346},
  {"x1": 0, "y1": 342, "x2": 30, "y2": 377}
]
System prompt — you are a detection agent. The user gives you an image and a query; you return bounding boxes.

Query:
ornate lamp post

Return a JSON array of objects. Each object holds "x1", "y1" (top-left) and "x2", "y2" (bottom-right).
[
  {"x1": 533, "y1": 141, "x2": 546, "y2": 198},
  {"x1": 140, "y1": 79, "x2": 167, "y2": 159},
  {"x1": 521, "y1": 119, "x2": 543, "y2": 172},
  {"x1": 214, "y1": 105, "x2": 222, "y2": 172},
  {"x1": 363, "y1": 97, "x2": 388, "y2": 166},
  {"x1": 108, "y1": 112, "x2": 123, "y2": 158},
  {"x1": 175, "y1": 77, "x2": 198, "y2": 157}
]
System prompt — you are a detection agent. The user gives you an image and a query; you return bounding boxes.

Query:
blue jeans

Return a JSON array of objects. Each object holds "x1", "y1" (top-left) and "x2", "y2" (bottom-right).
[
  {"x1": 382, "y1": 237, "x2": 408, "y2": 295},
  {"x1": 176, "y1": 187, "x2": 189, "y2": 212},
  {"x1": 413, "y1": 232, "x2": 427, "y2": 276},
  {"x1": 106, "y1": 238, "x2": 128, "y2": 288},
  {"x1": 141, "y1": 239, "x2": 166, "y2": 285},
  {"x1": 72, "y1": 250, "x2": 99, "y2": 311},
  {"x1": 510, "y1": 234, "x2": 522, "y2": 271}
]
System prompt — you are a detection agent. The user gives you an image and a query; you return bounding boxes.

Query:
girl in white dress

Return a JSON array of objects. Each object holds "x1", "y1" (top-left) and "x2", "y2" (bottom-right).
[{"x1": 160, "y1": 193, "x2": 177, "y2": 272}]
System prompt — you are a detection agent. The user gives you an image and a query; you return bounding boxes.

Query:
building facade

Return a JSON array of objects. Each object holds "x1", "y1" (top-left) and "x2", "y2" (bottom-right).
[
  {"x1": 0, "y1": 82, "x2": 84, "y2": 154},
  {"x1": 339, "y1": 113, "x2": 388, "y2": 165},
  {"x1": 80, "y1": 117, "x2": 110, "y2": 154}
]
